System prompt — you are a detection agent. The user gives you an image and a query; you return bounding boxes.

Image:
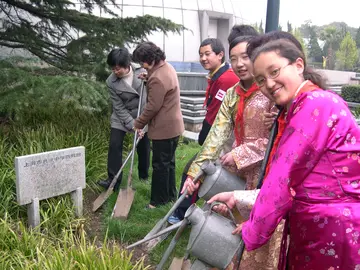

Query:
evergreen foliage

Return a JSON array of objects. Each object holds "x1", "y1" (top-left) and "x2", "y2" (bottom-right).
[
  {"x1": 355, "y1": 27, "x2": 360, "y2": 48},
  {"x1": 336, "y1": 32, "x2": 359, "y2": 70},
  {"x1": 342, "y1": 85, "x2": 360, "y2": 103},
  {"x1": 259, "y1": 20, "x2": 264, "y2": 34},
  {"x1": 307, "y1": 26, "x2": 323, "y2": 63},
  {"x1": 0, "y1": 0, "x2": 184, "y2": 72},
  {"x1": 0, "y1": 60, "x2": 109, "y2": 123}
]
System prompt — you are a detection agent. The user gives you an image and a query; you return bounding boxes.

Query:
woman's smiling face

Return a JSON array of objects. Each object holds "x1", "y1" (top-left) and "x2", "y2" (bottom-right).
[{"x1": 253, "y1": 51, "x2": 305, "y2": 106}]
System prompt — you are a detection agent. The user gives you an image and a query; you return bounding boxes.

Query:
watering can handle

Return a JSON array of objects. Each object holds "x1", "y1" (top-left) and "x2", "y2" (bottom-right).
[{"x1": 210, "y1": 201, "x2": 237, "y2": 225}]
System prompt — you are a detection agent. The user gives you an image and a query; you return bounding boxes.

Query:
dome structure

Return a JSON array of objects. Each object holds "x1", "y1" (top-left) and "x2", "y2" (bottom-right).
[{"x1": 83, "y1": 0, "x2": 257, "y2": 71}]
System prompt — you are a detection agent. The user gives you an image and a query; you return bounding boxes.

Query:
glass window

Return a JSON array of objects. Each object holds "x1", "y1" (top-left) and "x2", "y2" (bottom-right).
[
  {"x1": 230, "y1": 0, "x2": 242, "y2": 17},
  {"x1": 211, "y1": 0, "x2": 225, "y2": 12},
  {"x1": 197, "y1": 0, "x2": 212, "y2": 10},
  {"x1": 144, "y1": 0, "x2": 163, "y2": 7},
  {"x1": 183, "y1": 10, "x2": 201, "y2": 62},
  {"x1": 163, "y1": 8, "x2": 183, "y2": 61},
  {"x1": 122, "y1": 5, "x2": 143, "y2": 17},
  {"x1": 122, "y1": 0, "x2": 143, "y2": 5},
  {"x1": 222, "y1": 0, "x2": 234, "y2": 14},
  {"x1": 163, "y1": 0, "x2": 182, "y2": 8},
  {"x1": 181, "y1": 0, "x2": 199, "y2": 10},
  {"x1": 143, "y1": 6, "x2": 165, "y2": 51},
  {"x1": 143, "y1": 6, "x2": 163, "y2": 17}
]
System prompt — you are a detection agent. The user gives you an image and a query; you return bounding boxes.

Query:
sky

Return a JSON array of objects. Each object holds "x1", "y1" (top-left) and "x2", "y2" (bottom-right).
[{"x1": 237, "y1": 0, "x2": 360, "y2": 29}]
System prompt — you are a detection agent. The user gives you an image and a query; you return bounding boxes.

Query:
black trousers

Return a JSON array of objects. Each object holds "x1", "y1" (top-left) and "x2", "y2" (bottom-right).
[
  {"x1": 173, "y1": 153, "x2": 199, "y2": 219},
  {"x1": 107, "y1": 128, "x2": 150, "y2": 189},
  {"x1": 150, "y1": 136, "x2": 179, "y2": 206}
]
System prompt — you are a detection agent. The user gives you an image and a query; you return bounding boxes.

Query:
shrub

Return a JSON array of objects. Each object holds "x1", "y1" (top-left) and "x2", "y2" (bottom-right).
[
  {"x1": 0, "y1": 64, "x2": 110, "y2": 125},
  {"x1": 0, "y1": 217, "x2": 149, "y2": 269},
  {"x1": 341, "y1": 84, "x2": 360, "y2": 103}
]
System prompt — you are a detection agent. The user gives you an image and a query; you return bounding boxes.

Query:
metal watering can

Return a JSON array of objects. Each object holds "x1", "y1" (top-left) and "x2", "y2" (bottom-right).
[
  {"x1": 190, "y1": 259, "x2": 211, "y2": 270},
  {"x1": 199, "y1": 160, "x2": 246, "y2": 201},
  {"x1": 184, "y1": 203, "x2": 241, "y2": 269}
]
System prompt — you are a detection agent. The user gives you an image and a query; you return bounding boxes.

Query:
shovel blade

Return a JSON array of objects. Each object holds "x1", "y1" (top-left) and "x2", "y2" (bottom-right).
[
  {"x1": 92, "y1": 189, "x2": 114, "y2": 212},
  {"x1": 144, "y1": 219, "x2": 171, "y2": 251},
  {"x1": 112, "y1": 188, "x2": 135, "y2": 220}
]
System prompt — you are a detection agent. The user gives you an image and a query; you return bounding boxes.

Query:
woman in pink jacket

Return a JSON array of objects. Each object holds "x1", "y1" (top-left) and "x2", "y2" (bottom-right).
[{"x1": 209, "y1": 38, "x2": 360, "y2": 269}]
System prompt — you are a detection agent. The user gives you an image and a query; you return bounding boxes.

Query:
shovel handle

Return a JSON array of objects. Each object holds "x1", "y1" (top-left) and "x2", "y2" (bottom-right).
[
  {"x1": 156, "y1": 219, "x2": 189, "y2": 270},
  {"x1": 145, "y1": 170, "x2": 204, "y2": 238},
  {"x1": 127, "y1": 81, "x2": 146, "y2": 188},
  {"x1": 126, "y1": 221, "x2": 183, "y2": 249}
]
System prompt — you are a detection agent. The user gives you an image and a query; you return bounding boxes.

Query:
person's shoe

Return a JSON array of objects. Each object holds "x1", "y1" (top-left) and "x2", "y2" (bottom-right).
[
  {"x1": 139, "y1": 177, "x2": 148, "y2": 182},
  {"x1": 145, "y1": 204, "x2": 157, "y2": 210},
  {"x1": 167, "y1": 214, "x2": 182, "y2": 225},
  {"x1": 97, "y1": 178, "x2": 112, "y2": 189}
]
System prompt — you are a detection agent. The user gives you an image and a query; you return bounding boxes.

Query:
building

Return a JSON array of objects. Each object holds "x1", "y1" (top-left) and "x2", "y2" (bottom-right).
[{"x1": 75, "y1": 0, "x2": 253, "y2": 72}]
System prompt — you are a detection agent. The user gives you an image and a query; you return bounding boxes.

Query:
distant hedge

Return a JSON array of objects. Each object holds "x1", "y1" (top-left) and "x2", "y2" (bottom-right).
[
  {"x1": 0, "y1": 61, "x2": 110, "y2": 124},
  {"x1": 341, "y1": 85, "x2": 360, "y2": 103}
]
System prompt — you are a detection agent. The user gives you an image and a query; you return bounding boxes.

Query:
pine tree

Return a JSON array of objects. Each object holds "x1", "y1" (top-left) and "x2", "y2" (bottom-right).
[
  {"x1": 308, "y1": 27, "x2": 323, "y2": 63},
  {"x1": 292, "y1": 28, "x2": 307, "y2": 56},
  {"x1": 355, "y1": 27, "x2": 360, "y2": 48},
  {"x1": 336, "y1": 32, "x2": 359, "y2": 70},
  {"x1": 0, "y1": 0, "x2": 183, "y2": 72},
  {"x1": 287, "y1": 21, "x2": 293, "y2": 33},
  {"x1": 259, "y1": 20, "x2": 264, "y2": 34}
]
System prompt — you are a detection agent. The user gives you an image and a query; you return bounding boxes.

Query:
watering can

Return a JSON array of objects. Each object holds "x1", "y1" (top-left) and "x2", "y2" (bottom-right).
[
  {"x1": 190, "y1": 259, "x2": 211, "y2": 270},
  {"x1": 184, "y1": 203, "x2": 241, "y2": 269},
  {"x1": 199, "y1": 160, "x2": 246, "y2": 201}
]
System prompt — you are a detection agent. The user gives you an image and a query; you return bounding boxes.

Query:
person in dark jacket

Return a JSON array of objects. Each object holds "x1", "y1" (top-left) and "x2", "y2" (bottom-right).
[{"x1": 98, "y1": 48, "x2": 150, "y2": 190}]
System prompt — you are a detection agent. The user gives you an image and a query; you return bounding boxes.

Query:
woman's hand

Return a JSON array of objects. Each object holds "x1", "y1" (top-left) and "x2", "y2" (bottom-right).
[
  {"x1": 220, "y1": 152, "x2": 236, "y2": 167},
  {"x1": 207, "y1": 191, "x2": 236, "y2": 215},
  {"x1": 181, "y1": 176, "x2": 200, "y2": 196},
  {"x1": 138, "y1": 72, "x2": 148, "y2": 81},
  {"x1": 232, "y1": 223, "x2": 243, "y2": 235},
  {"x1": 264, "y1": 112, "x2": 278, "y2": 130},
  {"x1": 133, "y1": 127, "x2": 145, "y2": 139}
]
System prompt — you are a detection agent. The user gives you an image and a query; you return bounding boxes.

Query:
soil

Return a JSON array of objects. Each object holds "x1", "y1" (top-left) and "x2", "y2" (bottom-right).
[{"x1": 83, "y1": 189, "x2": 154, "y2": 269}]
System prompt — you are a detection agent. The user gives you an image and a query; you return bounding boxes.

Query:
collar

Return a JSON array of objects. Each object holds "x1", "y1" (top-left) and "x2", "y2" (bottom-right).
[
  {"x1": 207, "y1": 62, "x2": 225, "y2": 79},
  {"x1": 111, "y1": 63, "x2": 139, "y2": 83},
  {"x1": 238, "y1": 81, "x2": 258, "y2": 93},
  {"x1": 294, "y1": 80, "x2": 309, "y2": 97},
  {"x1": 147, "y1": 60, "x2": 166, "y2": 77},
  {"x1": 206, "y1": 62, "x2": 230, "y2": 82}
]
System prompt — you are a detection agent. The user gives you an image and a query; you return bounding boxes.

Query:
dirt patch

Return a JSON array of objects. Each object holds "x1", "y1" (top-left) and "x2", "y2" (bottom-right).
[{"x1": 83, "y1": 189, "x2": 154, "y2": 269}]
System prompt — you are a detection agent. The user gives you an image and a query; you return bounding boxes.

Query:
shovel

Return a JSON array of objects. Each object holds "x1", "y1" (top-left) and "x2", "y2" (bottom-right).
[
  {"x1": 111, "y1": 81, "x2": 145, "y2": 220},
  {"x1": 92, "y1": 136, "x2": 142, "y2": 212},
  {"x1": 143, "y1": 170, "x2": 204, "y2": 238}
]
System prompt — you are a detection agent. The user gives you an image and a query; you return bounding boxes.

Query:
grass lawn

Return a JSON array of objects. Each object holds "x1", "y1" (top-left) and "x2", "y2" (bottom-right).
[{"x1": 102, "y1": 140, "x2": 201, "y2": 268}]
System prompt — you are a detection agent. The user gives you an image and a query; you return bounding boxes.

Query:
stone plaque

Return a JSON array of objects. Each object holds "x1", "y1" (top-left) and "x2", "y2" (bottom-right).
[{"x1": 15, "y1": 146, "x2": 85, "y2": 205}]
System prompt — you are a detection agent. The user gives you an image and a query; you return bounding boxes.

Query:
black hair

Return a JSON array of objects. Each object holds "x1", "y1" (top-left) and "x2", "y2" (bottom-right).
[
  {"x1": 247, "y1": 31, "x2": 303, "y2": 59},
  {"x1": 106, "y1": 48, "x2": 131, "y2": 68},
  {"x1": 229, "y1": 35, "x2": 254, "y2": 55},
  {"x1": 228, "y1": 24, "x2": 258, "y2": 44},
  {"x1": 132, "y1": 41, "x2": 166, "y2": 66},
  {"x1": 251, "y1": 39, "x2": 326, "y2": 89},
  {"x1": 199, "y1": 38, "x2": 225, "y2": 63}
]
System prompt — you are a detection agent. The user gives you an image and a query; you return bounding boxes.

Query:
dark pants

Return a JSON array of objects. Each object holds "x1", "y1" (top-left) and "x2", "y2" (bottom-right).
[
  {"x1": 107, "y1": 128, "x2": 150, "y2": 189},
  {"x1": 150, "y1": 136, "x2": 179, "y2": 206},
  {"x1": 173, "y1": 153, "x2": 199, "y2": 219}
]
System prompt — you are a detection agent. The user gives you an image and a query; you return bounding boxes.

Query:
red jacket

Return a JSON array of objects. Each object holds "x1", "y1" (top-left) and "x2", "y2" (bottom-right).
[
  {"x1": 204, "y1": 63, "x2": 239, "y2": 125},
  {"x1": 198, "y1": 63, "x2": 239, "y2": 145}
]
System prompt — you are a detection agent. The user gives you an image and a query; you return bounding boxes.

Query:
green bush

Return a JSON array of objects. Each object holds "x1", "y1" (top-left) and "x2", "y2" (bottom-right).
[
  {"x1": 341, "y1": 84, "x2": 360, "y2": 103},
  {"x1": 0, "y1": 217, "x2": 149, "y2": 269},
  {"x1": 0, "y1": 63, "x2": 110, "y2": 125}
]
